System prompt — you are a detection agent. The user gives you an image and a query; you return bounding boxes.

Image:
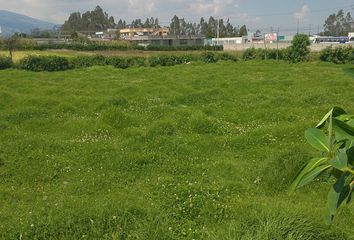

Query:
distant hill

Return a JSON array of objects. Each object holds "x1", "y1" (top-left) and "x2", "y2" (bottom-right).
[{"x1": 0, "y1": 10, "x2": 57, "y2": 36}]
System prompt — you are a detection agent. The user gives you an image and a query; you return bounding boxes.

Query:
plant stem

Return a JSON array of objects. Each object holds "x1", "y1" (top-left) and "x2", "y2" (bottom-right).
[
  {"x1": 346, "y1": 168, "x2": 354, "y2": 176},
  {"x1": 328, "y1": 111, "x2": 333, "y2": 155}
]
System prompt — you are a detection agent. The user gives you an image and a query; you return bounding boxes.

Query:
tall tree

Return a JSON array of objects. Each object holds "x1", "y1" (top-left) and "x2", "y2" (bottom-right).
[
  {"x1": 170, "y1": 15, "x2": 181, "y2": 35},
  {"x1": 323, "y1": 9, "x2": 354, "y2": 36},
  {"x1": 61, "y1": 6, "x2": 116, "y2": 31},
  {"x1": 239, "y1": 25, "x2": 248, "y2": 36}
]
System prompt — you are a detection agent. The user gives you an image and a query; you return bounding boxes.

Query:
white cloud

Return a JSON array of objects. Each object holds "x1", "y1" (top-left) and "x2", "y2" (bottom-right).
[
  {"x1": 188, "y1": 0, "x2": 239, "y2": 17},
  {"x1": 294, "y1": 4, "x2": 310, "y2": 21}
]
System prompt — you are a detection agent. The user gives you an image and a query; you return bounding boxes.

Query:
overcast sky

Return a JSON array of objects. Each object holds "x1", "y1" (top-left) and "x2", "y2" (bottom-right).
[{"x1": 1, "y1": 0, "x2": 353, "y2": 33}]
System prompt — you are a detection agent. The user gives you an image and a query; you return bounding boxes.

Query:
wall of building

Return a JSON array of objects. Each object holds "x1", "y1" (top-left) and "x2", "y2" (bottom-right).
[{"x1": 130, "y1": 36, "x2": 204, "y2": 46}]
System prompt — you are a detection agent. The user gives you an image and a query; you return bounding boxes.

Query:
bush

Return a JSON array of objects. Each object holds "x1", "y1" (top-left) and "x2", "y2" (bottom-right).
[
  {"x1": 319, "y1": 46, "x2": 354, "y2": 64},
  {"x1": 200, "y1": 52, "x2": 218, "y2": 63},
  {"x1": 217, "y1": 52, "x2": 238, "y2": 61},
  {"x1": 243, "y1": 48, "x2": 289, "y2": 61},
  {"x1": 70, "y1": 55, "x2": 107, "y2": 68},
  {"x1": 16, "y1": 51, "x2": 239, "y2": 72},
  {"x1": 243, "y1": 48, "x2": 267, "y2": 60},
  {"x1": 147, "y1": 55, "x2": 187, "y2": 67},
  {"x1": 0, "y1": 55, "x2": 13, "y2": 70},
  {"x1": 287, "y1": 34, "x2": 310, "y2": 63},
  {"x1": 19, "y1": 55, "x2": 71, "y2": 72},
  {"x1": 128, "y1": 57, "x2": 147, "y2": 67},
  {"x1": 106, "y1": 56, "x2": 130, "y2": 69}
]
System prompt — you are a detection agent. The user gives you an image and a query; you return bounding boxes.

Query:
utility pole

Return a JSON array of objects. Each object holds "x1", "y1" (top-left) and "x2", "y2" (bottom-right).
[
  {"x1": 263, "y1": 33, "x2": 267, "y2": 60},
  {"x1": 297, "y1": 20, "x2": 299, "y2": 34},
  {"x1": 309, "y1": 24, "x2": 311, "y2": 36},
  {"x1": 216, "y1": 18, "x2": 220, "y2": 45},
  {"x1": 276, "y1": 27, "x2": 279, "y2": 61}
]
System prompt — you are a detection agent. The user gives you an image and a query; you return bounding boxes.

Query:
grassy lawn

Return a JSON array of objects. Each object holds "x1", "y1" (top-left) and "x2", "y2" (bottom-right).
[{"x1": 0, "y1": 61, "x2": 353, "y2": 239}]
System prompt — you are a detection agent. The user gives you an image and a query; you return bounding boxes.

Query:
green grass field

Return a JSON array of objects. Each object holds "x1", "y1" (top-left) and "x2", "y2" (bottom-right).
[{"x1": 0, "y1": 61, "x2": 354, "y2": 239}]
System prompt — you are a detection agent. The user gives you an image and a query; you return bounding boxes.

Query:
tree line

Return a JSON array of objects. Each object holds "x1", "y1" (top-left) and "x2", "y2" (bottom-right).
[
  {"x1": 61, "y1": 6, "x2": 248, "y2": 37},
  {"x1": 58, "y1": 6, "x2": 354, "y2": 38},
  {"x1": 323, "y1": 10, "x2": 353, "y2": 36}
]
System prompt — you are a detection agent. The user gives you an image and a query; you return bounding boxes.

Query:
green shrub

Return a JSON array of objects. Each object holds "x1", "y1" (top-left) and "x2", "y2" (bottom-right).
[
  {"x1": 290, "y1": 107, "x2": 354, "y2": 224},
  {"x1": 287, "y1": 34, "x2": 310, "y2": 63},
  {"x1": 320, "y1": 46, "x2": 354, "y2": 64},
  {"x1": 200, "y1": 52, "x2": 218, "y2": 63},
  {"x1": 16, "y1": 51, "x2": 238, "y2": 72},
  {"x1": 106, "y1": 56, "x2": 130, "y2": 69},
  {"x1": 70, "y1": 55, "x2": 107, "y2": 68},
  {"x1": 217, "y1": 52, "x2": 238, "y2": 61},
  {"x1": 243, "y1": 48, "x2": 289, "y2": 61},
  {"x1": 19, "y1": 55, "x2": 71, "y2": 72},
  {"x1": 128, "y1": 57, "x2": 146, "y2": 67},
  {"x1": 147, "y1": 55, "x2": 178, "y2": 67},
  {"x1": 242, "y1": 48, "x2": 265, "y2": 60},
  {"x1": 0, "y1": 55, "x2": 13, "y2": 70}
]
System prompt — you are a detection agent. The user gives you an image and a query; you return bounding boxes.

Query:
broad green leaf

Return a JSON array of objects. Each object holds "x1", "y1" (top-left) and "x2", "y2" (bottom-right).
[
  {"x1": 338, "y1": 185, "x2": 351, "y2": 207},
  {"x1": 333, "y1": 119, "x2": 354, "y2": 141},
  {"x1": 335, "y1": 115, "x2": 354, "y2": 123},
  {"x1": 305, "y1": 128, "x2": 330, "y2": 152},
  {"x1": 347, "y1": 185, "x2": 354, "y2": 204},
  {"x1": 289, "y1": 157, "x2": 328, "y2": 193},
  {"x1": 347, "y1": 146, "x2": 354, "y2": 165},
  {"x1": 297, "y1": 165, "x2": 331, "y2": 188},
  {"x1": 316, "y1": 107, "x2": 346, "y2": 129},
  {"x1": 329, "y1": 151, "x2": 348, "y2": 171},
  {"x1": 332, "y1": 141, "x2": 346, "y2": 152},
  {"x1": 348, "y1": 119, "x2": 354, "y2": 127},
  {"x1": 324, "y1": 173, "x2": 347, "y2": 225}
]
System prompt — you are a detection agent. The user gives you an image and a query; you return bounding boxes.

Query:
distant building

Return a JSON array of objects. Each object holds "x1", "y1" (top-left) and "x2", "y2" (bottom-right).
[
  {"x1": 119, "y1": 27, "x2": 170, "y2": 39},
  {"x1": 114, "y1": 27, "x2": 204, "y2": 47},
  {"x1": 129, "y1": 35, "x2": 205, "y2": 47},
  {"x1": 206, "y1": 37, "x2": 248, "y2": 46}
]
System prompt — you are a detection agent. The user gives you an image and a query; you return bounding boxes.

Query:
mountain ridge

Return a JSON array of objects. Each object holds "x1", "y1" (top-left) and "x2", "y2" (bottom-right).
[{"x1": 0, "y1": 10, "x2": 57, "y2": 36}]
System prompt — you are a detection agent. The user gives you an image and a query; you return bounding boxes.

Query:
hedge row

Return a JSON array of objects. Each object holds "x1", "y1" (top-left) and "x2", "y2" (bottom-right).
[
  {"x1": 242, "y1": 47, "x2": 313, "y2": 62},
  {"x1": 145, "y1": 45, "x2": 223, "y2": 51},
  {"x1": 0, "y1": 38, "x2": 223, "y2": 52},
  {"x1": 0, "y1": 56, "x2": 13, "y2": 70},
  {"x1": 32, "y1": 43, "x2": 144, "y2": 51},
  {"x1": 319, "y1": 46, "x2": 354, "y2": 64},
  {"x1": 242, "y1": 48, "x2": 290, "y2": 61},
  {"x1": 19, "y1": 56, "x2": 71, "y2": 72},
  {"x1": 16, "y1": 52, "x2": 237, "y2": 72},
  {"x1": 34, "y1": 43, "x2": 223, "y2": 52}
]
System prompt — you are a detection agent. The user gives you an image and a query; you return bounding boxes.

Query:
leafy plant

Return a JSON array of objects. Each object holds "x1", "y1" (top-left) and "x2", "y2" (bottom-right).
[
  {"x1": 70, "y1": 55, "x2": 107, "y2": 68},
  {"x1": 289, "y1": 107, "x2": 354, "y2": 224},
  {"x1": 287, "y1": 34, "x2": 310, "y2": 63},
  {"x1": 19, "y1": 55, "x2": 71, "y2": 72},
  {"x1": 320, "y1": 46, "x2": 354, "y2": 64},
  {"x1": 200, "y1": 52, "x2": 218, "y2": 63},
  {"x1": 0, "y1": 55, "x2": 13, "y2": 70}
]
